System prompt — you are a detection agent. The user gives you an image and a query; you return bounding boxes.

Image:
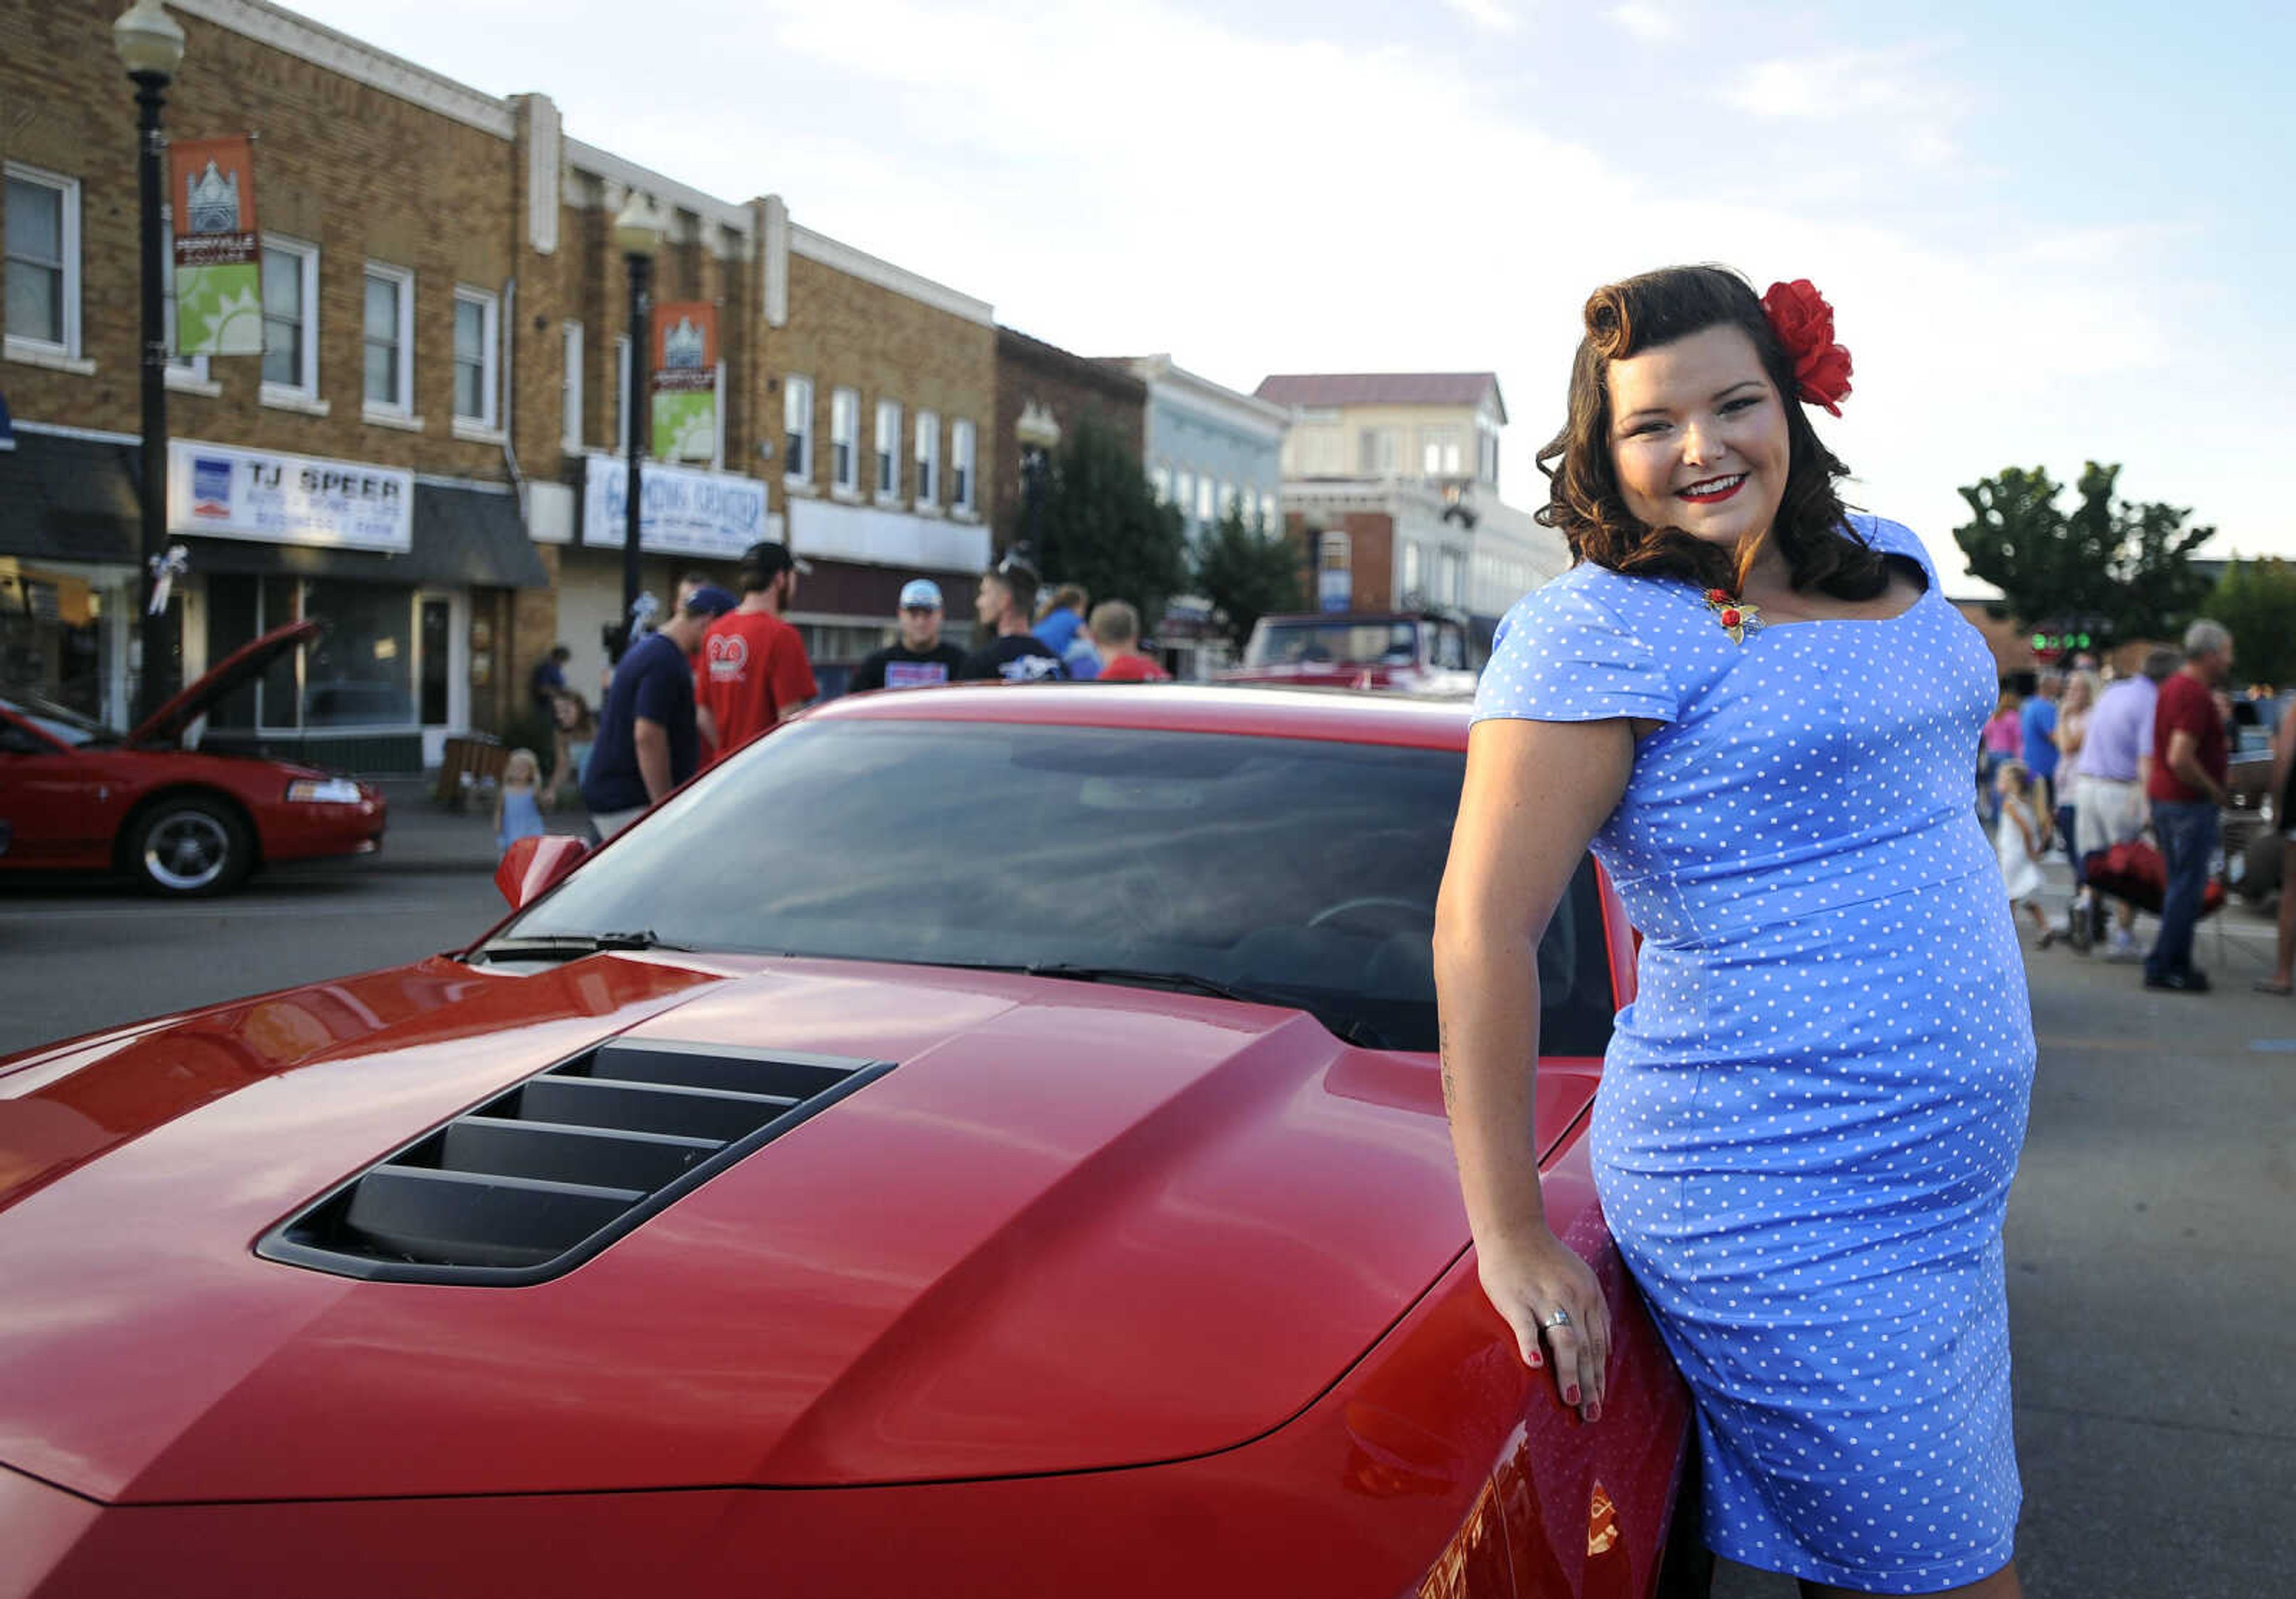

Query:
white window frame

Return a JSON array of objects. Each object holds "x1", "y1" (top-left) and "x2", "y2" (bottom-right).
[
  {"x1": 831, "y1": 387, "x2": 860, "y2": 496},
  {"x1": 914, "y1": 408, "x2": 939, "y2": 508},
  {"x1": 1174, "y1": 471, "x2": 1195, "y2": 525},
  {"x1": 451, "y1": 285, "x2": 501, "y2": 437},
  {"x1": 1216, "y1": 482, "x2": 1238, "y2": 523},
  {"x1": 158, "y1": 210, "x2": 213, "y2": 390},
  {"x1": 951, "y1": 418, "x2": 977, "y2": 517},
  {"x1": 560, "y1": 321, "x2": 584, "y2": 452},
  {"x1": 1421, "y1": 426, "x2": 1461, "y2": 478},
  {"x1": 259, "y1": 233, "x2": 322, "y2": 407},
  {"x1": 1150, "y1": 465, "x2": 1170, "y2": 505},
  {"x1": 1195, "y1": 475, "x2": 1214, "y2": 526},
  {"x1": 4, "y1": 162, "x2": 83, "y2": 366},
  {"x1": 783, "y1": 374, "x2": 813, "y2": 485},
  {"x1": 1358, "y1": 426, "x2": 1399, "y2": 477},
  {"x1": 874, "y1": 398, "x2": 902, "y2": 503},
  {"x1": 361, "y1": 261, "x2": 417, "y2": 422}
]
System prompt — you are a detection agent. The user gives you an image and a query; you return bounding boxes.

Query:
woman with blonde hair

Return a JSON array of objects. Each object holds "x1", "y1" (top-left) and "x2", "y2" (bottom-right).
[
  {"x1": 2053, "y1": 668, "x2": 2102, "y2": 945},
  {"x1": 1437, "y1": 266, "x2": 2032, "y2": 1597}
]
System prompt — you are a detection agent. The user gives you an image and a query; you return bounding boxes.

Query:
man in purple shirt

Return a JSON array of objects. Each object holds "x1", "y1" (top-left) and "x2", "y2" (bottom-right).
[{"x1": 2072, "y1": 648, "x2": 2178, "y2": 957}]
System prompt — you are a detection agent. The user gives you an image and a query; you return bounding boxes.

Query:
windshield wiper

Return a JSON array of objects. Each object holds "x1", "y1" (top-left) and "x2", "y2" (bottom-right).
[{"x1": 471, "y1": 930, "x2": 692, "y2": 965}]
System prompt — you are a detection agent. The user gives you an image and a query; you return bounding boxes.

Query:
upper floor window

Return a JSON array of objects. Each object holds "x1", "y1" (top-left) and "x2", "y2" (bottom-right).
[
  {"x1": 1195, "y1": 475, "x2": 1214, "y2": 526},
  {"x1": 261, "y1": 236, "x2": 320, "y2": 396},
  {"x1": 560, "y1": 321, "x2": 584, "y2": 451},
  {"x1": 363, "y1": 264, "x2": 415, "y2": 415},
  {"x1": 1358, "y1": 426, "x2": 1400, "y2": 477},
  {"x1": 1150, "y1": 466, "x2": 1171, "y2": 505},
  {"x1": 1420, "y1": 426, "x2": 1461, "y2": 477},
  {"x1": 5, "y1": 165, "x2": 80, "y2": 357},
  {"x1": 915, "y1": 409, "x2": 940, "y2": 505},
  {"x1": 875, "y1": 398, "x2": 902, "y2": 501},
  {"x1": 783, "y1": 375, "x2": 813, "y2": 481},
  {"x1": 1174, "y1": 471, "x2": 1195, "y2": 525},
  {"x1": 452, "y1": 286, "x2": 499, "y2": 430},
  {"x1": 951, "y1": 419, "x2": 977, "y2": 514},
  {"x1": 1477, "y1": 413, "x2": 1502, "y2": 489},
  {"x1": 831, "y1": 387, "x2": 860, "y2": 493}
]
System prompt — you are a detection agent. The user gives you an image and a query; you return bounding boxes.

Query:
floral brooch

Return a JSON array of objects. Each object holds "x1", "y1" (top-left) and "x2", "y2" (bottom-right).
[{"x1": 1703, "y1": 588, "x2": 1764, "y2": 645}]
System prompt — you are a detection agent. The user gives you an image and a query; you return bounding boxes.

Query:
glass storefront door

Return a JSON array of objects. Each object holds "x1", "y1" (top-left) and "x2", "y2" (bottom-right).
[{"x1": 416, "y1": 590, "x2": 467, "y2": 768}]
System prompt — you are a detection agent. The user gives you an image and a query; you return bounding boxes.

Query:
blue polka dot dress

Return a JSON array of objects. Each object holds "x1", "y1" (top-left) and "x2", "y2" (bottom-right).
[{"x1": 1473, "y1": 515, "x2": 2034, "y2": 1594}]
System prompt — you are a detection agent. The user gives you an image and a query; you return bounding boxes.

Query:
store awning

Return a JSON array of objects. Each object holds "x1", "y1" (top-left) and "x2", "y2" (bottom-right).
[
  {"x1": 184, "y1": 483, "x2": 549, "y2": 588},
  {"x1": 0, "y1": 432, "x2": 548, "y2": 589},
  {"x1": 0, "y1": 430, "x2": 142, "y2": 564}
]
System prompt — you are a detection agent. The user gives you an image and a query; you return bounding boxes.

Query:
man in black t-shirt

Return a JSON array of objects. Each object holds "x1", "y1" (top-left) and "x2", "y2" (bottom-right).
[
  {"x1": 959, "y1": 560, "x2": 1067, "y2": 683},
  {"x1": 851, "y1": 578, "x2": 968, "y2": 692}
]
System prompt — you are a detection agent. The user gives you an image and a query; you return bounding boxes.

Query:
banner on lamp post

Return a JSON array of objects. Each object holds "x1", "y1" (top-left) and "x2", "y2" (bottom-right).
[
  {"x1": 650, "y1": 302, "x2": 718, "y2": 464},
  {"x1": 168, "y1": 136, "x2": 262, "y2": 357}
]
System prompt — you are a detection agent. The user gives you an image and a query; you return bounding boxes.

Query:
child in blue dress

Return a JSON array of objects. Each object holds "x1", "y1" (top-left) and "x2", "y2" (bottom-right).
[
  {"x1": 1437, "y1": 266, "x2": 2032, "y2": 1598},
  {"x1": 493, "y1": 748, "x2": 546, "y2": 856}
]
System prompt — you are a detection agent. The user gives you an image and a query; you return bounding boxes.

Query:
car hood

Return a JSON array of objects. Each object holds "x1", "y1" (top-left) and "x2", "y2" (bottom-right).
[
  {"x1": 127, "y1": 618, "x2": 319, "y2": 749},
  {"x1": 0, "y1": 954, "x2": 1602, "y2": 1505}
]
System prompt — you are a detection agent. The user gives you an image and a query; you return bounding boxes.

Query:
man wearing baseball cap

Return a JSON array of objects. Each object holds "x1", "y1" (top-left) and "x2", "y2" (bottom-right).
[
  {"x1": 850, "y1": 578, "x2": 968, "y2": 692},
  {"x1": 695, "y1": 540, "x2": 818, "y2": 763}
]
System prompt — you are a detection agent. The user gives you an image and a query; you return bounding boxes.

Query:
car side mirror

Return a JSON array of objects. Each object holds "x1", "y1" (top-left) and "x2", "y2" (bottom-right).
[{"x1": 495, "y1": 834, "x2": 590, "y2": 909}]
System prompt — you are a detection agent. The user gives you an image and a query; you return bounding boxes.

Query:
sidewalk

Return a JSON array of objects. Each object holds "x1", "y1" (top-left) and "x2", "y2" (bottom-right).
[{"x1": 366, "y1": 776, "x2": 593, "y2": 873}]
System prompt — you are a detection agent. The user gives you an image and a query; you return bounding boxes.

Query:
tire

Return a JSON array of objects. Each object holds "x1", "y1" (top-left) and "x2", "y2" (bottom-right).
[{"x1": 129, "y1": 795, "x2": 252, "y2": 897}]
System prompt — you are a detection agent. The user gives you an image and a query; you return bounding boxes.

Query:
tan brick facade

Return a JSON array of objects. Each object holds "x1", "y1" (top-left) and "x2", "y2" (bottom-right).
[
  {"x1": 3, "y1": 0, "x2": 1002, "y2": 749},
  {"x1": 992, "y1": 326, "x2": 1147, "y2": 553}
]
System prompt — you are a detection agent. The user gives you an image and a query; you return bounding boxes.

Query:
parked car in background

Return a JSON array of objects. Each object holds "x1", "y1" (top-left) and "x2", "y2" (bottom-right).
[
  {"x1": 0, "y1": 620, "x2": 385, "y2": 896},
  {"x1": 1220, "y1": 609, "x2": 1484, "y2": 697},
  {"x1": 0, "y1": 685, "x2": 1692, "y2": 1598}
]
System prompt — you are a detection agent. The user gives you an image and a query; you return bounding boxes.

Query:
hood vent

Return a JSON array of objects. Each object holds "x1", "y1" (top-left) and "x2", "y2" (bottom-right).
[{"x1": 257, "y1": 1041, "x2": 891, "y2": 1286}]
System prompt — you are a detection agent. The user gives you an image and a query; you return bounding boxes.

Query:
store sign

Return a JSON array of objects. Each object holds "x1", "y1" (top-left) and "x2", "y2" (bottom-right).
[
  {"x1": 168, "y1": 136, "x2": 262, "y2": 357},
  {"x1": 581, "y1": 455, "x2": 774, "y2": 560},
  {"x1": 167, "y1": 440, "x2": 413, "y2": 553},
  {"x1": 1318, "y1": 567, "x2": 1353, "y2": 612},
  {"x1": 650, "y1": 303, "x2": 718, "y2": 464}
]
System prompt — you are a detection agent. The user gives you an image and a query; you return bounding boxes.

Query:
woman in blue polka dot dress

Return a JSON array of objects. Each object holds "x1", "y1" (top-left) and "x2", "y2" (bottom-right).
[{"x1": 1435, "y1": 266, "x2": 2033, "y2": 1598}]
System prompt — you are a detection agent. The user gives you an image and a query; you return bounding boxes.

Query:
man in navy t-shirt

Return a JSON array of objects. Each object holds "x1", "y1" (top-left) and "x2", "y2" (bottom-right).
[{"x1": 581, "y1": 594, "x2": 721, "y2": 840}]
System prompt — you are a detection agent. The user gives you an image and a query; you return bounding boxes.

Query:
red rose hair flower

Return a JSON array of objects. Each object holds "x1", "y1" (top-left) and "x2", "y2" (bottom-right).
[{"x1": 1761, "y1": 279, "x2": 1854, "y2": 417}]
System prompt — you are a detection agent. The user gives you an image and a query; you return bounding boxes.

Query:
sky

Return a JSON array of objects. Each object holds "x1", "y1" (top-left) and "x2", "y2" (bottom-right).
[{"x1": 283, "y1": 0, "x2": 2296, "y2": 592}]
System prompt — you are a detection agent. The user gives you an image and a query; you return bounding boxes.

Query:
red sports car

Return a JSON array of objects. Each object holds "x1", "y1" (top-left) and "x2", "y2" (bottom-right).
[
  {"x1": 0, "y1": 620, "x2": 386, "y2": 896},
  {"x1": 0, "y1": 686, "x2": 1692, "y2": 1598}
]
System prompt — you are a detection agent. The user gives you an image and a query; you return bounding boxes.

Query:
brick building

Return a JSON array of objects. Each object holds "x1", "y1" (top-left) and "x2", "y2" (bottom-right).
[
  {"x1": 1, "y1": 0, "x2": 997, "y2": 763},
  {"x1": 991, "y1": 326, "x2": 1146, "y2": 567}
]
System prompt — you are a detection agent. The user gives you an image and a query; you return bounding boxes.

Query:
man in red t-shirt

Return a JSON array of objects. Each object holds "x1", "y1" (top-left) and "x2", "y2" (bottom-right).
[
  {"x1": 1088, "y1": 599, "x2": 1171, "y2": 683},
  {"x1": 696, "y1": 541, "x2": 819, "y2": 763},
  {"x1": 2142, "y1": 619, "x2": 2235, "y2": 992}
]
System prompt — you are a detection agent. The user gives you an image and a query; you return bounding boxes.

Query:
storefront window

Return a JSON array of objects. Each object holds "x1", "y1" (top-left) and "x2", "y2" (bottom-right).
[
  {"x1": 303, "y1": 579, "x2": 413, "y2": 727},
  {"x1": 204, "y1": 576, "x2": 262, "y2": 729}
]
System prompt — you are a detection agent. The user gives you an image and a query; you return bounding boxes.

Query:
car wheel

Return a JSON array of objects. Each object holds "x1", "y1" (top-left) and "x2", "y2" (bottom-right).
[{"x1": 130, "y1": 797, "x2": 252, "y2": 896}]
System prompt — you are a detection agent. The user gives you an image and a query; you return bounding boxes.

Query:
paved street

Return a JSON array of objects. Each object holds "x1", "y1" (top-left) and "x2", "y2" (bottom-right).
[{"x1": 3, "y1": 823, "x2": 2289, "y2": 1595}]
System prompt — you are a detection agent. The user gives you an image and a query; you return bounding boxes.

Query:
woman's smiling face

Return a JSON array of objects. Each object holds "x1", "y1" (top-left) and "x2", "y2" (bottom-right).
[{"x1": 1605, "y1": 322, "x2": 1791, "y2": 555}]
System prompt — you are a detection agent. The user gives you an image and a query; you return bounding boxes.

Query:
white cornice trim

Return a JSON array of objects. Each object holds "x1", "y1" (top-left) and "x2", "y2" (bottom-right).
[
  {"x1": 9, "y1": 419, "x2": 141, "y2": 447},
  {"x1": 172, "y1": 0, "x2": 515, "y2": 138},
  {"x1": 1128, "y1": 355, "x2": 1290, "y2": 441},
  {"x1": 563, "y1": 139, "x2": 753, "y2": 240},
  {"x1": 789, "y1": 225, "x2": 993, "y2": 327}
]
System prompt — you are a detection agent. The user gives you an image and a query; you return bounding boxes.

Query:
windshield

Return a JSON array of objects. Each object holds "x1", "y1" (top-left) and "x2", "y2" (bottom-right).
[
  {"x1": 497, "y1": 719, "x2": 1613, "y2": 1054},
  {"x1": 0, "y1": 691, "x2": 118, "y2": 748},
  {"x1": 1245, "y1": 620, "x2": 1419, "y2": 670}
]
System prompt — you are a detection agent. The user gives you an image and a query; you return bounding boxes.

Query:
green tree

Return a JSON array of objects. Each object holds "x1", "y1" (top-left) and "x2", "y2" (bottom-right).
[
  {"x1": 1952, "y1": 461, "x2": 2216, "y2": 642},
  {"x1": 2205, "y1": 557, "x2": 2296, "y2": 688},
  {"x1": 1191, "y1": 501, "x2": 1303, "y2": 649},
  {"x1": 1014, "y1": 414, "x2": 1188, "y2": 628}
]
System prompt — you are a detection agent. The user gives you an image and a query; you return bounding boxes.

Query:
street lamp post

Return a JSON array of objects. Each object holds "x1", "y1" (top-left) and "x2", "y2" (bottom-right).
[
  {"x1": 610, "y1": 193, "x2": 664, "y2": 660},
  {"x1": 115, "y1": 0, "x2": 187, "y2": 724},
  {"x1": 1013, "y1": 402, "x2": 1061, "y2": 576}
]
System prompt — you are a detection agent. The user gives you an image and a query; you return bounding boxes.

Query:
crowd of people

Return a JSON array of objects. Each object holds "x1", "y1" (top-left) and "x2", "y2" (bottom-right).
[
  {"x1": 502, "y1": 544, "x2": 1172, "y2": 850},
  {"x1": 1991, "y1": 620, "x2": 2295, "y2": 997}
]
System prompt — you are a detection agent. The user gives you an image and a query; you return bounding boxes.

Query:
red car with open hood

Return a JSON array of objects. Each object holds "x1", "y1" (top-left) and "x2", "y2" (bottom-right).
[
  {"x1": 0, "y1": 620, "x2": 386, "y2": 895},
  {"x1": 0, "y1": 685, "x2": 1692, "y2": 1597}
]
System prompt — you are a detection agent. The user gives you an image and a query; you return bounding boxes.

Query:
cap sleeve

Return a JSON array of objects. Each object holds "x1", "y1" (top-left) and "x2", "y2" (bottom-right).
[{"x1": 1473, "y1": 578, "x2": 1676, "y2": 727}]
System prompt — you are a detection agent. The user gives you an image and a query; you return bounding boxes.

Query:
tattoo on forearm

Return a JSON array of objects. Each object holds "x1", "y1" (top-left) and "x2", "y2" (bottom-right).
[{"x1": 1439, "y1": 1021, "x2": 1457, "y2": 1114}]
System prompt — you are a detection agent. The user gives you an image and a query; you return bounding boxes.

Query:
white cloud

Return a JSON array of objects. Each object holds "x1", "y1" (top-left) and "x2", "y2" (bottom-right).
[
  {"x1": 1443, "y1": 0, "x2": 1522, "y2": 32},
  {"x1": 1608, "y1": 2, "x2": 1678, "y2": 42}
]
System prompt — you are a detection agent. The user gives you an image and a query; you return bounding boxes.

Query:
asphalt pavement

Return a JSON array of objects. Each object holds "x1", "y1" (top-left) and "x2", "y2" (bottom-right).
[{"x1": 1, "y1": 820, "x2": 2289, "y2": 1595}]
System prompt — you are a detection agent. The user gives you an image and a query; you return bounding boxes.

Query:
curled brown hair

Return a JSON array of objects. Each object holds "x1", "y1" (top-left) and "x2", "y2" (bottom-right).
[{"x1": 1535, "y1": 264, "x2": 1886, "y2": 599}]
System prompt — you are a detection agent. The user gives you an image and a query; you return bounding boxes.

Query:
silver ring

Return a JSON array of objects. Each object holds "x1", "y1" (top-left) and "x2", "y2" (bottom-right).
[{"x1": 1541, "y1": 1309, "x2": 1572, "y2": 1330}]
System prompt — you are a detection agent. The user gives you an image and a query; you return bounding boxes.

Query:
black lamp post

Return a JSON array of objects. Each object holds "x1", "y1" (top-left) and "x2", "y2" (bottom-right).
[
  {"x1": 115, "y1": 0, "x2": 187, "y2": 723},
  {"x1": 610, "y1": 192, "x2": 664, "y2": 659},
  {"x1": 1014, "y1": 403, "x2": 1061, "y2": 577}
]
